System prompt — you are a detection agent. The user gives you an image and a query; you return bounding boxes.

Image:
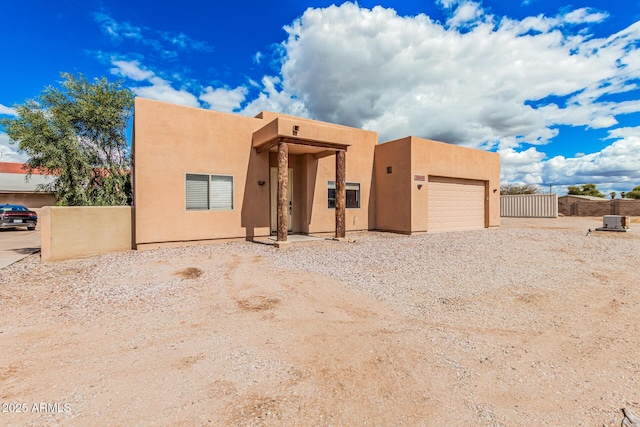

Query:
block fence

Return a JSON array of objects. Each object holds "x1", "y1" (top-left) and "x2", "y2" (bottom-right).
[
  {"x1": 40, "y1": 206, "x2": 134, "y2": 261},
  {"x1": 569, "y1": 200, "x2": 640, "y2": 217}
]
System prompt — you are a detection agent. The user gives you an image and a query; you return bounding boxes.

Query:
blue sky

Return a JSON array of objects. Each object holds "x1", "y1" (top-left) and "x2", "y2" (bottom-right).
[{"x1": 1, "y1": 0, "x2": 640, "y2": 195}]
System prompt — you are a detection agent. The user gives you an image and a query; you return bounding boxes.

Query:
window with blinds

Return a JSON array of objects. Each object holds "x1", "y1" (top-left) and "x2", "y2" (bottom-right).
[
  {"x1": 186, "y1": 173, "x2": 233, "y2": 211},
  {"x1": 210, "y1": 175, "x2": 233, "y2": 210},
  {"x1": 327, "y1": 181, "x2": 360, "y2": 209},
  {"x1": 186, "y1": 174, "x2": 209, "y2": 210}
]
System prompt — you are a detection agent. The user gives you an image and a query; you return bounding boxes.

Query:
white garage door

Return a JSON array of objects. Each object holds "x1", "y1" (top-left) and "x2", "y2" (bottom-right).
[{"x1": 428, "y1": 176, "x2": 486, "y2": 232}]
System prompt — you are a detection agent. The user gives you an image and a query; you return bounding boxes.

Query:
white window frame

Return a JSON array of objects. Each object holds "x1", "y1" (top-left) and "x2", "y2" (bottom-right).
[{"x1": 186, "y1": 173, "x2": 234, "y2": 211}]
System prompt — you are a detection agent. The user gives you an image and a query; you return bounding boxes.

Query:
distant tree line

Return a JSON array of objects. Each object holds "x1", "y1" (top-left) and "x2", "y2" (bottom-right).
[
  {"x1": 624, "y1": 185, "x2": 640, "y2": 199},
  {"x1": 568, "y1": 183, "x2": 640, "y2": 199},
  {"x1": 500, "y1": 183, "x2": 540, "y2": 195},
  {"x1": 500, "y1": 183, "x2": 640, "y2": 199},
  {"x1": 567, "y1": 184, "x2": 605, "y2": 198}
]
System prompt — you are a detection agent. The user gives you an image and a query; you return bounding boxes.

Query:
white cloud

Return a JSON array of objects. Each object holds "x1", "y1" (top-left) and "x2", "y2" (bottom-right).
[
  {"x1": 0, "y1": 104, "x2": 17, "y2": 116},
  {"x1": 160, "y1": 32, "x2": 211, "y2": 52},
  {"x1": 0, "y1": 107, "x2": 25, "y2": 161},
  {"x1": 563, "y1": 8, "x2": 608, "y2": 25},
  {"x1": 93, "y1": 12, "x2": 211, "y2": 58},
  {"x1": 222, "y1": 2, "x2": 638, "y2": 188},
  {"x1": 241, "y1": 76, "x2": 310, "y2": 118},
  {"x1": 447, "y1": 1, "x2": 484, "y2": 28},
  {"x1": 541, "y1": 133, "x2": 640, "y2": 185},
  {"x1": 499, "y1": 146, "x2": 546, "y2": 184},
  {"x1": 110, "y1": 60, "x2": 199, "y2": 108},
  {"x1": 0, "y1": 132, "x2": 27, "y2": 162},
  {"x1": 110, "y1": 60, "x2": 154, "y2": 81},
  {"x1": 97, "y1": 3, "x2": 639, "y2": 189},
  {"x1": 110, "y1": 59, "x2": 252, "y2": 112},
  {"x1": 134, "y1": 78, "x2": 200, "y2": 108},
  {"x1": 498, "y1": 127, "x2": 640, "y2": 188},
  {"x1": 250, "y1": 2, "x2": 639, "y2": 149},
  {"x1": 94, "y1": 12, "x2": 143, "y2": 42},
  {"x1": 199, "y1": 86, "x2": 248, "y2": 112},
  {"x1": 589, "y1": 115, "x2": 618, "y2": 129},
  {"x1": 437, "y1": 0, "x2": 460, "y2": 8},
  {"x1": 605, "y1": 125, "x2": 640, "y2": 140}
]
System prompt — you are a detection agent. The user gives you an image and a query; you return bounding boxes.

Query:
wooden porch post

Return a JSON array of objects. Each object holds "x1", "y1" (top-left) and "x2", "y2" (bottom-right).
[
  {"x1": 277, "y1": 142, "x2": 289, "y2": 244},
  {"x1": 335, "y1": 150, "x2": 346, "y2": 238}
]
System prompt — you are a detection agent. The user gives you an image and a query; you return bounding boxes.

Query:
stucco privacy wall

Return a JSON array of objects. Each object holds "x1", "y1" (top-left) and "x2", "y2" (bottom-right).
[
  {"x1": 133, "y1": 98, "x2": 377, "y2": 247},
  {"x1": 374, "y1": 138, "x2": 413, "y2": 233},
  {"x1": 375, "y1": 137, "x2": 500, "y2": 233},
  {"x1": 40, "y1": 206, "x2": 133, "y2": 261}
]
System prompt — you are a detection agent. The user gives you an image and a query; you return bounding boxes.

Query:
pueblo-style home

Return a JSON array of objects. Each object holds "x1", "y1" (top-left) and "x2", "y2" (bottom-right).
[{"x1": 132, "y1": 98, "x2": 500, "y2": 249}]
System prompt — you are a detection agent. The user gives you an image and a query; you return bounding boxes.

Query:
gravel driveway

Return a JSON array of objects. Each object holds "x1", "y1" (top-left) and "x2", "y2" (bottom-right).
[{"x1": 1, "y1": 217, "x2": 639, "y2": 426}]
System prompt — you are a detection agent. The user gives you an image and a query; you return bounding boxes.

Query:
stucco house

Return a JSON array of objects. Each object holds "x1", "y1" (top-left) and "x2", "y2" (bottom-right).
[{"x1": 132, "y1": 98, "x2": 500, "y2": 249}]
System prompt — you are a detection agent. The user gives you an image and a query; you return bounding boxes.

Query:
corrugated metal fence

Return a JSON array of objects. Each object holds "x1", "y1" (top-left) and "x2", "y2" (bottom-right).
[{"x1": 501, "y1": 194, "x2": 558, "y2": 218}]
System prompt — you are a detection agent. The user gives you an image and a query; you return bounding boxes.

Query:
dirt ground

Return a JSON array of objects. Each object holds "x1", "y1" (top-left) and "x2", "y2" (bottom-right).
[{"x1": 1, "y1": 217, "x2": 639, "y2": 426}]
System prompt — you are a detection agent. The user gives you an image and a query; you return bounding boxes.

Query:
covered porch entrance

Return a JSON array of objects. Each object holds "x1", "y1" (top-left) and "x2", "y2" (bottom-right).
[{"x1": 253, "y1": 117, "x2": 352, "y2": 248}]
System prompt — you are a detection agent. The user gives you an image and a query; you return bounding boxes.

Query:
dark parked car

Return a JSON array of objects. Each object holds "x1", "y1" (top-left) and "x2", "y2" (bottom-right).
[{"x1": 0, "y1": 204, "x2": 38, "y2": 230}]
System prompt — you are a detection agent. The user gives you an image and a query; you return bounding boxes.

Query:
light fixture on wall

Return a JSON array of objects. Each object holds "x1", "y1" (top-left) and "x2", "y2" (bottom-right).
[
  {"x1": 258, "y1": 180, "x2": 266, "y2": 186},
  {"x1": 417, "y1": 184, "x2": 423, "y2": 189},
  {"x1": 493, "y1": 188, "x2": 497, "y2": 193}
]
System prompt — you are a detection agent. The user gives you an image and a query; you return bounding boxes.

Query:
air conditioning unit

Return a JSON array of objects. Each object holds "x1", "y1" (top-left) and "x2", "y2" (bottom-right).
[{"x1": 596, "y1": 215, "x2": 630, "y2": 232}]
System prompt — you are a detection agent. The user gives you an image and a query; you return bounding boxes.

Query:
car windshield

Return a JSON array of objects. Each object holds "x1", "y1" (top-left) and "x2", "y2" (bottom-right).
[{"x1": 1, "y1": 206, "x2": 29, "y2": 212}]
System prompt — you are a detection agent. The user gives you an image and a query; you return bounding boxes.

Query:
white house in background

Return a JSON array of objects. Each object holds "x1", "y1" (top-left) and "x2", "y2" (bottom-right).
[{"x1": 0, "y1": 162, "x2": 57, "y2": 207}]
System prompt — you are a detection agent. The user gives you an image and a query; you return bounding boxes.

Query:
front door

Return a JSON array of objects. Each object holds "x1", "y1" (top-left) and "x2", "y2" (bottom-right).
[{"x1": 270, "y1": 167, "x2": 293, "y2": 233}]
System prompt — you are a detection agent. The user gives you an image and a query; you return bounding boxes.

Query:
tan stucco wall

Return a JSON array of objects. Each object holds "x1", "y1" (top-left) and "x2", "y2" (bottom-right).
[
  {"x1": 0, "y1": 192, "x2": 57, "y2": 208},
  {"x1": 374, "y1": 136, "x2": 500, "y2": 233},
  {"x1": 133, "y1": 98, "x2": 271, "y2": 246},
  {"x1": 133, "y1": 98, "x2": 376, "y2": 246},
  {"x1": 373, "y1": 138, "x2": 413, "y2": 233},
  {"x1": 40, "y1": 206, "x2": 133, "y2": 261}
]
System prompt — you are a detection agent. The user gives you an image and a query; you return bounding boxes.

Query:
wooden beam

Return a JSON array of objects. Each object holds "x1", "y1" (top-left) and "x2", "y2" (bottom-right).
[
  {"x1": 255, "y1": 136, "x2": 349, "y2": 154},
  {"x1": 314, "y1": 150, "x2": 335, "y2": 160},
  {"x1": 335, "y1": 150, "x2": 346, "y2": 238},
  {"x1": 277, "y1": 142, "x2": 289, "y2": 242},
  {"x1": 254, "y1": 139, "x2": 279, "y2": 154},
  {"x1": 280, "y1": 137, "x2": 348, "y2": 151}
]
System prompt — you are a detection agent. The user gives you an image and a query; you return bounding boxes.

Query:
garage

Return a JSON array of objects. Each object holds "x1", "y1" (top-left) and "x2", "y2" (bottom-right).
[{"x1": 428, "y1": 176, "x2": 486, "y2": 232}]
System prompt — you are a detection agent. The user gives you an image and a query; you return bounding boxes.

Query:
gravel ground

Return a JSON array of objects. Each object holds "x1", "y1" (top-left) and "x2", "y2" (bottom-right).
[{"x1": 1, "y1": 217, "x2": 639, "y2": 426}]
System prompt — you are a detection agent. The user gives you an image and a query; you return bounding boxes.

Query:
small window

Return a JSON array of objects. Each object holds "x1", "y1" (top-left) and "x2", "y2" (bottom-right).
[
  {"x1": 386, "y1": 166, "x2": 392, "y2": 174},
  {"x1": 210, "y1": 175, "x2": 233, "y2": 210},
  {"x1": 186, "y1": 174, "x2": 209, "y2": 210},
  {"x1": 328, "y1": 181, "x2": 360, "y2": 209},
  {"x1": 186, "y1": 173, "x2": 233, "y2": 211}
]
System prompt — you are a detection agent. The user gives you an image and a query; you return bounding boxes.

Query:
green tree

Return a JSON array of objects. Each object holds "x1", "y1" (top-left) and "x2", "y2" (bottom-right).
[
  {"x1": 0, "y1": 72, "x2": 134, "y2": 205},
  {"x1": 567, "y1": 183, "x2": 606, "y2": 198},
  {"x1": 500, "y1": 183, "x2": 540, "y2": 195},
  {"x1": 626, "y1": 185, "x2": 640, "y2": 199}
]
